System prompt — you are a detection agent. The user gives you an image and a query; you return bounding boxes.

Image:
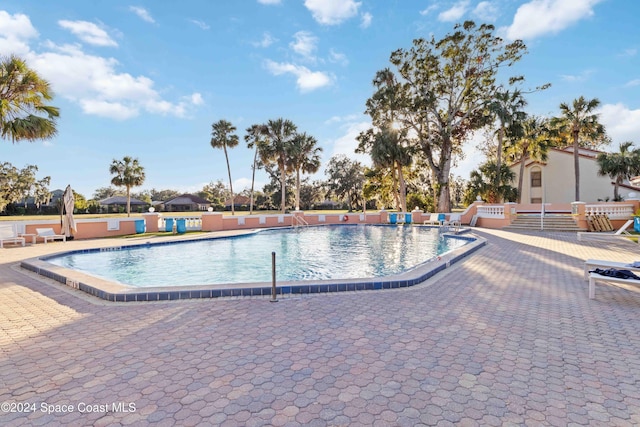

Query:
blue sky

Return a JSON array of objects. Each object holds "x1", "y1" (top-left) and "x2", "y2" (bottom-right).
[{"x1": 1, "y1": 0, "x2": 639, "y2": 199}]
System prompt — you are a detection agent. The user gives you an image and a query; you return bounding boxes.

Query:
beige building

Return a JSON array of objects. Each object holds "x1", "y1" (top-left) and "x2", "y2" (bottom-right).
[{"x1": 509, "y1": 146, "x2": 640, "y2": 203}]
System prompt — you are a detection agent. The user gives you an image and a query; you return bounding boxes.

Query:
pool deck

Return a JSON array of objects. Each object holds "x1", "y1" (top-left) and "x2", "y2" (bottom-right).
[{"x1": 1, "y1": 228, "x2": 640, "y2": 426}]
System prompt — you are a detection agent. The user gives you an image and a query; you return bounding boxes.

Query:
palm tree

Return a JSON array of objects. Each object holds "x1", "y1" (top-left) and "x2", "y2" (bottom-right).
[
  {"x1": 210, "y1": 119, "x2": 239, "y2": 215},
  {"x1": 244, "y1": 124, "x2": 267, "y2": 214},
  {"x1": 109, "y1": 156, "x2": 146, "y2": 217},
  {"x1": 287, "y1": 132, "x2": 322, "y2": 211},
  {"x1": 551, "y1": 96, "x2": 606, "y2": 201},
  {"x1": 357, "y1": 125, "x2": 411, "y2": 212},
  {"x1": 0, "y1": 55, "x2": 60, "y2": 143},
  {"x1": 487, "y1": 88, "x2": 527, "y2": 201},
  {"x1": 466, "y1": 161, "x2": 517, "y2": 204},
  {"x1": 505, "y1": 116, "x2": 553, "y2": 203},
  {"x1": 597, "y1": 141, "x2": 640, "y2": 201},
  {"x1": 260, "y1": 118, "x2": 298, "y2": 213}
]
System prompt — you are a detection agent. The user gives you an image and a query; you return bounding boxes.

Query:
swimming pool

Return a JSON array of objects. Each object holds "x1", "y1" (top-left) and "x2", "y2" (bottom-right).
[
  {"x1": 23, "y1": 225, "x2": 485, "y2": 301},
  {"x1": 45, "y1": 225, "x2": 467, "y2": 287}
]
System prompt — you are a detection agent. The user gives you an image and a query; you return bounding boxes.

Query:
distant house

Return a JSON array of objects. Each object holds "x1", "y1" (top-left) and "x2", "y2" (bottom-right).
[
  {"x1": 509, "y1": 146, "x2": 640, "y2": 203},
  {"x1": 225, "y1": 195, "x2": 251, "y2": 210},
  {"x1": 163, "y1": 194, "x2": 211, "y2": 212},
  {"x1": 99, "y1": 196, "x2": 148, "y2": 213}
]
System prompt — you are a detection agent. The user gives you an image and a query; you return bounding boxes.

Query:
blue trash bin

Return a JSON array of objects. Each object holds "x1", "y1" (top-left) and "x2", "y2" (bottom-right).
[
  {"x1": 405, "y1": 213, "x2": 412, "y2": 224},
  {"x1": 389, "y1": 213, "x2": 397, "y2": 224},
  {"x1": 634, "y1": 217, "x2": 640, "y2": 232},
  {"x1": 176, "y1": 218, "x2": 186, "y2": 234},
  {"x1": 134, "y1": 219, "x2": 145, "y2": 234},
  {"x1": 165, "y1": 218, "x2": 174, "y2": 232}
]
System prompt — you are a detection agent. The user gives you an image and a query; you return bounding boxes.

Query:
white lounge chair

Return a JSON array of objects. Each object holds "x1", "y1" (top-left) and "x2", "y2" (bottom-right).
[
  {"x1": 589, "y1": 270, "x2": 640, "y2": 299},
  {"x1": 36, "y1": 228, "x2": 66, "y2": 243},
  {"x1": 584, "y1": 259, "x2": 640, "y2": 281},
  {"x1": 0, "y1": 224, "x2": 25, "y2": 248},
  {"x1": 444, "y1": 213, "x2": 462, "y2": 227},
  {"x1": 424, "y1": 213, "x2": 442, "y2": 226}
]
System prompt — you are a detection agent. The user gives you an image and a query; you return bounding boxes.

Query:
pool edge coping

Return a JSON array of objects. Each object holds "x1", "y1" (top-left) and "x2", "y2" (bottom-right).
[{"x1": 20, "y1": 227, "x2": 487, "y2": 302}]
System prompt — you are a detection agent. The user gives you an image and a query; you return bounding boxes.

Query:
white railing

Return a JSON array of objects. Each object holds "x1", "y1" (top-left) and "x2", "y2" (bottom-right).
[
  {"x1": 292, "y1": 216, "x2": 308, "y2": 227},
  {"x1": 476, "y1": 205, "x2": 505, "y2": 219},
  {"x1": 585, "y1": 204, "x2": 634, "y2": 219}
]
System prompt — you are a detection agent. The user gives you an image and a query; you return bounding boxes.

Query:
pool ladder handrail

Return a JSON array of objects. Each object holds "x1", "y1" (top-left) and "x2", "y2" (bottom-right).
[{"x1": 292, "y1": 216, "x2": 309, "y2": 227}]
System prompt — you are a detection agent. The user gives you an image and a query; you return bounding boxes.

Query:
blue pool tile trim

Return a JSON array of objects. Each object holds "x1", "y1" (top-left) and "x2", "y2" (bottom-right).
[{"x1": 20, "y1": 227, "x2": 485, "y2": 303}]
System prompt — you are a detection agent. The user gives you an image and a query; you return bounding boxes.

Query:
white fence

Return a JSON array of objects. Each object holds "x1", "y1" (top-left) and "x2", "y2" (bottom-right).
[
  {"x1": 476, "y1": 205, "x2": 505, "y2": 219},
  {"x1": 585, "y1": 204, "x2": 634, "y2": 219}
]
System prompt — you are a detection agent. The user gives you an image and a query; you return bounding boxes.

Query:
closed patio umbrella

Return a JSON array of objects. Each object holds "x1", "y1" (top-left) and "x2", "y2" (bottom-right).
[{"x1": 62, "y1": 185, "x2": 76, "y2": 239}]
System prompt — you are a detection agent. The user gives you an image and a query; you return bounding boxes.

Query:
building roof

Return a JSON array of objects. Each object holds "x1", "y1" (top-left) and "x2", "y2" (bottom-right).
[
  {"x1": 510, "y1": 146, "x2": 605, "y2": 168},
  {"x1": 99, "y1": 196, "x2": 147, "y2": 206},
  {"x1": 225, "y1": 195, "x2": 251, "y2": 206},
  {"x1": 163, "y1": 194, "x2": 211, "y2": 205}
]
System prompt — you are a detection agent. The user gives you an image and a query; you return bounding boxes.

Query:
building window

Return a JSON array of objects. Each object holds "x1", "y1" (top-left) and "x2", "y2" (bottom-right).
[{"x1": 531, "y1": 171, "x2": 542, "y2": 187}]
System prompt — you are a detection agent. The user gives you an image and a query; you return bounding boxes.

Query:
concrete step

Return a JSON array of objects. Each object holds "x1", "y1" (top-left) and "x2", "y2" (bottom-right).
[{"x1": 504, "y1": 215, "x2": 587, "y2": 232}]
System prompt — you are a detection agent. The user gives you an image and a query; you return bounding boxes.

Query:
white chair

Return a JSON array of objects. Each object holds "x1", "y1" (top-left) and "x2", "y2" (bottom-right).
[
  {"x1": 584, "y1": 259, "x2": 640, "y2": 281},
  {"x1": 424, "y1": 213, "x2": 443, "y2": 226},
  {"x1": 589, "y1": 270, "x2": 640, "y2": 299},
  {"x1": 0, "y1": 224, "x2": 25, "y2": 248},
  {"x1": 444, "y1": 213, "x2": 462, "y2": 227},
  {"x1": 36, "y1": 228, "x2": 66, "y2": 243}
]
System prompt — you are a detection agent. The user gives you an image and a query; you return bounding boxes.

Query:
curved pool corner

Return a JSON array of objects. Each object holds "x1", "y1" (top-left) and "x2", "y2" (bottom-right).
[{"x1": 20, "y1": 229, "x2": 487, "y2": 302}]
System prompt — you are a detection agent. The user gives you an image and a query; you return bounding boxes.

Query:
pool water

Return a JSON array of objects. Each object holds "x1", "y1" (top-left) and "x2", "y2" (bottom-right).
[{"x1": 46, "y1": 225, "x2": 469, "y2": 288}]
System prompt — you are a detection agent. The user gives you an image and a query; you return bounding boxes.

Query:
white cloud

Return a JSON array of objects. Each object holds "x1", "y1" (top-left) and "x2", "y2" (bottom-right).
[
  {"x1": 0, "y1": 11, "x2": 38, "y2": 56},
  {"x1": 252, "y1": 32, "x2": 277, "y2": 48},
  {"x1": 188, "y1": 19, "x2": 210, "y2": 30},
  {"x1": 290, "y1": 31, "x2": 318, "y2": 61},
  {"x1": 473, "y1": 1, "x2": 498, "y2": 22},
  {"x1": 328, "y1": 49, "x2": 348, "y2": 66},
  {"x1": 598, "y1": 103, "x2": 640, "y2": 143},
  {"x1": 328, "y1": 119, "x2": 371, "y2": 165},
  {"x1": 190, "y1": 93, "x2": 204, "y2": 105},
  {"x1": 360, "y1": 12, "x2": 372, "y2": 28},
  {"x1": 502, "y1": 0, "x2": 604, "y2": 41},
  {"x1": 624, "y1": 79, "x2": 640, "y2": 87},
  {"x1": 438, "y1": 1, "x2": 469, "y2": 22},
  {"x1": 18, "y1": 39, "x2": 200, "y2": 120},
  {"x1": 257, "y1": 0, "x2": 281, "y2": 4},
  {"x1": 420, "y1": 5, "x2": 438, "y2": 16},
  {"x1": 264, "y1": 60, "x2": 334, "y2": 92},
  {"x1": 129, "y1": 6, "x2": 155, "y2": 23},
  {"x1": 560, "y1": 69, "x2": 594, "y2": 83},
  {"x1": 58, "y1": 20, "x2": 117, "y2": 47},
  {"x1": 619, "y1": 48, "x2": 637, "y2": 58},
  {"x1": 80, "y1": 99, "x2": 138, "y2": 120},
  {"x1": 0, "y1": 11, "x2": 202, "y2": 121},
  {"x1": 304, "y1": 0, "x2": 361, "y2": 25}
]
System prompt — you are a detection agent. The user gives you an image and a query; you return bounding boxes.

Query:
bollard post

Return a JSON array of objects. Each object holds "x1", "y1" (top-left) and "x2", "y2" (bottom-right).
[{"x1": 270, "y1": 251, "x2": 278, "y2": 302}]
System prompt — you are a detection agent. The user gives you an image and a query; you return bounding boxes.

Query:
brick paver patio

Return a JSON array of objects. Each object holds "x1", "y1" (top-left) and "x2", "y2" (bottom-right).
[{"x1": 1, "y1": 228, "x2": 640, "y2": 426}]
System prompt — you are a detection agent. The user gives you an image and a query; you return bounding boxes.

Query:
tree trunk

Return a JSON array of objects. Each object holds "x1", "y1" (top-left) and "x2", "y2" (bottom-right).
[
  {"x1": 224, "y1": 145, "x2": 235, "y2": 215},
  {"x1": 517, "y1": 153, "x2": 527, "y2": 204},
  {"x1": 390, "y1": 164, "x2": 400, "y2": 211},
  {"x1": 295, "y1": 168, "x2": 301, "y2": 211},
  {"x1": 435, "y1": 155, "x2": 452, "y2": 213},
  {"x1": 280, "y1": 154, "x2": 286, "y2": 213},
  {"x1": 495, "y1": 128, "x2": 504, "y2": 203},
  {"x1": 573, "y1": 129, "x2": 580, "y2": 201},
  {"x1": 250, "y1": 147, "x2": 258, "y2": 214},
  {"x1": 397, "y1": 163, "x2": 407, "y2": 212},
  {"x1": 126, "y1": 187, "x2": 131, "y2": 217}
]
